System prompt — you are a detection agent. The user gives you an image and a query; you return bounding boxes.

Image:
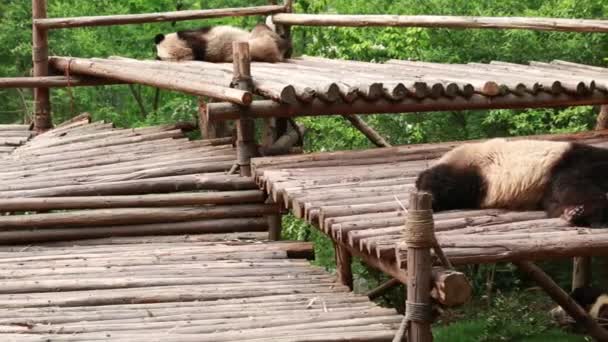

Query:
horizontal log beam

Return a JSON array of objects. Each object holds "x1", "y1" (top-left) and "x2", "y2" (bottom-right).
[
  {"x1": 35, "y1": 5, "x2": 286, "y2": 29},
  {"x1": 0, "y1": 76, "x2": 125, "y2": 88},
  {"x1": 207, "y1": 92, "x2": 608, "y2": 121},
  {"x1": 272, "y1": 13, "x2": 608, "y2": 33},
  {"x1": 50, "y1": 57, "x2": 252, "y2": 105}
]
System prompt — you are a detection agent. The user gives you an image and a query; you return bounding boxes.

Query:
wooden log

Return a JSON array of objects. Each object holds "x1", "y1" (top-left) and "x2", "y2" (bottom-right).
[
  {"x1": 334, "y1": 242, "x2": 354, "y2": 290},
  {"x1": 266, "y1": 197, "x2": 282, "y2": 241},
  {"x1": 35, "y1": 5, "x2": 286, "y2": 29},
  {"x1": 259, "y1": 123, "x2": 306, "y2": 156},
  {"x1": 514, "y1": 261, "x2": 608, "y2": 341},
  {"x1": 206, "y1": 91, "x2": 608, "y2": 121},
  {"x1": 49, "y1": 57, "x2": 252, "y2": 105},
  {"x1": 0, "y1": 76, "x2": 125, "y2": 88},
  {"x1": 341, "y1": 115, "x2": 391, "y2": 147},
  {"x1": 32, "y1": 0, "x2": 52, "y2": 132},
  {"x1": 367, "y1": 278, "x2": 401, "y2": 300},
  {"x1": 272, "y1": 13, "x2": 608, "y2": 33},
  {"x1": 405, "y1": 192, "x2": 434, "y2": 342},
  {"x1": 0, "y1": 190, "x2": 265, "y2": 211},
  {"x1": 597, "y1": 105, "x2": 608, "y2": 130},
  {"x1": 232, "y1": 42, "x2": 257, "y2": 176},
  {"x1": 0, "y1": 204, "x2": 279, "y2": 229},
  {"x1": 572, "y1": 257, "x2": 592, "y2": 290}
]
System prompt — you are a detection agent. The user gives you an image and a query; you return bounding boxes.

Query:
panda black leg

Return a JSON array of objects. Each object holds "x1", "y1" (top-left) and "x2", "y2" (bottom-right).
[{"x1": 544, "y1": 166, "x2": 608, "y2": 227}]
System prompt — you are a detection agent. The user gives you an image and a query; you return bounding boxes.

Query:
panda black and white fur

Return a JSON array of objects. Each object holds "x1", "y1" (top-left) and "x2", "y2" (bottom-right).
[
  {"x1": 154, "y1": 23, "x2": 290, "y2": 63},
  {"x1": 550, "y1": 286, "x2": 608, "y2": 328},
  {"x1": 415, "y1": 138, "x2": 608, "y2": 227}
]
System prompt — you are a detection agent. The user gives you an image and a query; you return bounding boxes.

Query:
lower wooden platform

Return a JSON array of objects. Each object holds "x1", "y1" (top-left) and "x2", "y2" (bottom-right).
[
  {"x1": 0, "y1": 124, "x2": 32, "y2": 157},
  {"x1": 0, "y1": 233, "x2": 400, "y2": 342}
]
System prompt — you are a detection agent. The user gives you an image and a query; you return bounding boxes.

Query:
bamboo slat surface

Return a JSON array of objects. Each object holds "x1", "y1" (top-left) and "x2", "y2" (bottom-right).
[
  {"x1": 49, "y1": 56, "x2": 608, "y2": 107},
  {"x1": 0, "y1": 124, "x2": 32, "y2": 158},
  {"x1": 253, "y1": 129, "x2": 608, "y2": 269},
  {"x1": 0, "y1": 118, "x2": 271, "y2": 244},
  {"x1": 0, "y1": 237, "x2": 400, "y2": 342}
]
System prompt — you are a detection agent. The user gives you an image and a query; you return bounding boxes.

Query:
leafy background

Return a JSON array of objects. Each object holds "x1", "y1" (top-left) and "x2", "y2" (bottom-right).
[{"x1": 1, "y1": 0, "x2": 607, "y2": 340}]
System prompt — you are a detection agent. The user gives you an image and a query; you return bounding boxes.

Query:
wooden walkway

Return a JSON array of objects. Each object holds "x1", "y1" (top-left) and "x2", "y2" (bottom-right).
[
  {"x1": 0, "y1": 124, "x2": 32, "y2": 157},
  {"x1": 0, "y1": 235, "x2": 400, "y2": 342},
  {"x1": 253, "y1": 130, "x2": 608, "y2": 279}
]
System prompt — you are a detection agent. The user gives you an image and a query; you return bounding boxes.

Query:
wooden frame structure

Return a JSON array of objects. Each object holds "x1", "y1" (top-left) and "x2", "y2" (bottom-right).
[{"x1": 0, "y1": 1, "x2": 605, "y2": 341}]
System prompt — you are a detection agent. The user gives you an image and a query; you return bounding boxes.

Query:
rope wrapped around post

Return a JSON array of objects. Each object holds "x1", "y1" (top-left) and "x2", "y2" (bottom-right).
[{"x1": 394, "y1": 191, "x2": 435, "y2": 342}]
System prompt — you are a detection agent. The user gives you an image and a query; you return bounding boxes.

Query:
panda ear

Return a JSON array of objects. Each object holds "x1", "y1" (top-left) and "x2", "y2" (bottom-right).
[{"x1": 154, "y1": 34, "x2": 165, "y2": 44}]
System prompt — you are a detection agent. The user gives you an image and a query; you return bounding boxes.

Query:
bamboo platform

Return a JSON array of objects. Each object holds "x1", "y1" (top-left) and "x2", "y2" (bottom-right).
[
  {"x1": 0, "y1": 116, "x2": 273, "y2": 244},
  {"x1": 252, "y1": 129, "x2": 608, "y2": 276},
  {"x1": 48, "y1": 56, "x2": 608, "y2": 108},
  {"x1": 0, "y1": 124, "x2": 32, "y2": 157},
  {"x1": 0, "y1": 235, "x2": 401, "y2": 341}
]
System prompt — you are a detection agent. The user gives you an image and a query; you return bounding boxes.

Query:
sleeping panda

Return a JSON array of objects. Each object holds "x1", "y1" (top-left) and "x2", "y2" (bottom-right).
[
  {"x1": 550, "y1": 286, "x2": 608, "y2": 328},
  {"x1": 154, "y1": 23, "x2": 290, "y2": 63},
  {"x1": 415, "y1": 138, "x2": 608, "y2": 227}
]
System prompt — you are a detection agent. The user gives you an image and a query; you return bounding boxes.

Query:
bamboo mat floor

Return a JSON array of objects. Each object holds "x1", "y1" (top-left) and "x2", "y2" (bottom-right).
[
  {"x1": 0, "y1": 233, "x2": 401, "y2": 342},
  {"x1": 253, "y1": 129, "x2": 608, "y2": 271}
]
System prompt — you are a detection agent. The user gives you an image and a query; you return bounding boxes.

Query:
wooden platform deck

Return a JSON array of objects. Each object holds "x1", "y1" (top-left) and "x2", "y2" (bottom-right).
[
  {"x1": 0, "y1": 117, "x2": 268, "y2": 244},
  {"x1": 253, "y1": 130, "x2": 608, "y2": 279},
  {"x1": 0, "y1": 124, "x2": 32, "y2": 157},
  {"x1": 0, "y1": 234, "x2": 400, "y2": 342}
]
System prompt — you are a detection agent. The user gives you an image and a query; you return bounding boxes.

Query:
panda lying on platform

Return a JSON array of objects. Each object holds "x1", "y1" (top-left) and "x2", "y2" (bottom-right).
[
  {"x1": 154, "y1": 23, "x2": 291, "y2": 63},
  {"x1": 415, "y1": 138, "x2": 608, "y2": 227}
]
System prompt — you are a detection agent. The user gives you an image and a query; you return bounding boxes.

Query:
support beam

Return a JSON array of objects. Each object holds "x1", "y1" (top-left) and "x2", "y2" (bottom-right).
[
  {"x1": 515, "y1": 261, "x2": 608, "y2": 341},
  {"x1": 266, "y1": 197, "x2": 282, "y2": 241},
  {"x1": 32, "y1": 0, "x2": 52, "y2": 132},
  {"x1": 271, "y1": 13, "x2": 608, "y2": 33},
  {"x1": 34, "y1": 5, "x2": 286, "y2": 29},
  {"x1": 198, "y1": 98, "x2": 230, "y2": 139},
  {"x1": 572, "y1": 257, "x2": 592, "y2": 291},
  {"x1": 342, "y1": 114, "x2": 391, "y2": 147},
  {"x1": 405, "y1": 192, "x2": 434, "y2": 342},
  {"x1": 231, "y1": 42, "x2": 257, "y2": 177},
  {"x1": 0, "y1": 76, "x2": 125, "y2": 88},
  {"x1": 367, "y1": 278, "x2": 401, "y2": 300},
  {"x1": 596, "y1": 105, "x2": 608, "y2": 130},
  {"x1": 334, "y1": 242, "x2": 354, "y2": 290},
  {"x1": 206, "y1": 93, "x2": 608, "y2": 121}
]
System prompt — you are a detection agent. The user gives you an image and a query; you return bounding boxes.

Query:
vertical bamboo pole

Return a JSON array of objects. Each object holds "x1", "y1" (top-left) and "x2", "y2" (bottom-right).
[
  {"x1": 596, "y1": 105, "x2": 608, "y2": 130},
  {"x1": 334, "y1": 242, "x2": 354, "y2": 290},
  {"x1": 198, "y1": 98, "x2": 229, "y2": 139},
  {"x1": 572, "y1": 256, "x2": 592, "y2": 291},
  {"x1": 231, "y1": 42, "x2": 256, "y2": 177},
  {"x1": 405, "y1": 192, "x2": 434, "y2": 342},
  {"x1": 266, "y1": 197, "x2": 282, "y2": 241},
  {"x1": 32, "y1": 0, "x2": 52, "y2": 131}
]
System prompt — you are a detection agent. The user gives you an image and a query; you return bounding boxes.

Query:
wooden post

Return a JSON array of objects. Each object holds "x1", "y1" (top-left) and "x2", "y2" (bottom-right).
[
  {"x1": 572, "y1": 257, "x2": 592, "y2": 291},
  {"x1": 404, "y1": 192, "x2": 434, "y2": 342},
  {"x1": 515, "y1": 261, "x2": 608, "y2": 341},
  {"x1": 597, "y1": 105, "x2": 608, "y2": 131},
  {"x1": 32, "y1": 0, "x2": 52, "y2": 132},
  {"x1": 266, "y1": 197, "x2": 282, "y2": 241},
  {"x1": 231, "y1": 42, "x2": 257, "y2": 177},
  {"x1": 198, "y1": 98, "x2": 229, "y2": 139},
  {"x1": 334, "y1": 242, "x2": 354, "y2": 290}
]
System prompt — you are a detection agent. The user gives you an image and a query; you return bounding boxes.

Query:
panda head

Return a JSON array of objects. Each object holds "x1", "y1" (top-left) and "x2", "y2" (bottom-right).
[
  {"x1": 415, "y1": 164, "x2": 485, "y2": 212},
  {"x1": 550, "y1": 286, "x2": 608, "y2": 327},
  {"x1": 153, "y1": 32, "x2": 192, "y2": 61}
]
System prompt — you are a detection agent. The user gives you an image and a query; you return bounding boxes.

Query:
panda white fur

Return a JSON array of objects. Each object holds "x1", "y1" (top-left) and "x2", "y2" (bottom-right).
[
  {"x1": 415, "y1": 138, "x2": 608, "y2": 227},
  {"x1": 550, "y1": 286, "x2": 608, "y2": 328},
  {"x1": 154, "y1": 24, "x2": 290, "y2": 63}
]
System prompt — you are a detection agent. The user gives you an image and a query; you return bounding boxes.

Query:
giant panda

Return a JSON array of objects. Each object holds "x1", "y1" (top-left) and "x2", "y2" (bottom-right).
[
  {"x1": 415, "y1": 138, "x2": 608, "y2": 227},
  {"x1": 154, "y1": 23, "x2": 290, "y2": 63},
  {"x1": 550, "y1": 286, "x2": 608, "y2": 328}
]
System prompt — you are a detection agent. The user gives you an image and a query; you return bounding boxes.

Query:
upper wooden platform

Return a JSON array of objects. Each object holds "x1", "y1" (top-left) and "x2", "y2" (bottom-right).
[
  {"x1": 49, "y1": 57, "x2": 608, "y2": 112},
  {"x1": 253, "y1": 130, "x2": 608, "y2": 279}
]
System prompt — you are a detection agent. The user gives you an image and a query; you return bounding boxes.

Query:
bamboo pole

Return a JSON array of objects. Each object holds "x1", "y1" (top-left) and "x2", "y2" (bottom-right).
[
  {"x1": 232, "y1": 42, "x2": 257, "y2": 177},
  {"x1": 206, "y1": 92, "x2": 608, "y2": 121},
  {"x1": 515, "y1": 261, "x2": 608, "y2": 341},
  {"x1": 271, "y1": 13, "x2": 608, "y2": 33},
  {"x1": 34, "y1": 5, "x2": 286, "y2": 29},
  {"x1": 32, "y1": 0, "x2": 52, "y2": 132}
]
